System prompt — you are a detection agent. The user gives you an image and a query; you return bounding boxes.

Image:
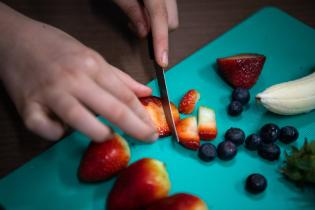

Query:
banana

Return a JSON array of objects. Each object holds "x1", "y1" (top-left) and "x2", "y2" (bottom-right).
[{"x1": 256, "y1": 71, "x2": 315, "y2": 115}]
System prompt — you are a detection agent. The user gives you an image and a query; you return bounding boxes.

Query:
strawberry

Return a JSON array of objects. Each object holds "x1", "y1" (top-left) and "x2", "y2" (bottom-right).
[
  {"x1": 198, "y1": 106, "x2": 217, "y2": 140},
  {"x1": 78, "y1": 134, "x2": 130, "y2": 182},
  {"x1": 107, "y1": 158, "x2": 171, "y2": 210},
  {"x1": 217, "y1": 53, "x2": 266, "y2": 88},
  {"x1": 140, "y1": 96, "x2": 180, "y2": 137},
  {"x1": 179, "y1": 89, "x2": 200, "y2": 114},
  {"x1": 176, "y1": 117, "x2": 200, "y2": 150},
  {"x1": 146, "y1": 193, "x2": 208, "y2": 210}
]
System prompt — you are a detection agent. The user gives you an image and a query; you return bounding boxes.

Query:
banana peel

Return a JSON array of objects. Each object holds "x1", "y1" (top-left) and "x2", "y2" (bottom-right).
[{"x1": 256, "y1": 71, "x2": 315, "y2": 115}]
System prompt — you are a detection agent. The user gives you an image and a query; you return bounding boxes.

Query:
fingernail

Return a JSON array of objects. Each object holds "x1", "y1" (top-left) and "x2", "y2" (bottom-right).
[
  {"x1": 161, "y1": 51, "x2": 168, "y2": 67},
  {"x1": 149, "y1": 132, "x2": 159, "y2": 142}
]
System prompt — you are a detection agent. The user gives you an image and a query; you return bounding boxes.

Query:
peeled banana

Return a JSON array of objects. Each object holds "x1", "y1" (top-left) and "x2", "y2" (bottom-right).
[{"x1": 256, "y1": 71, "x2": 315, "y2": 115}]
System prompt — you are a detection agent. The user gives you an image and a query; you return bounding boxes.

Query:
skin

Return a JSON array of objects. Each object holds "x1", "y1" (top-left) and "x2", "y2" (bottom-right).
[{"x1": 0, "y1": 1, "x2": 178, "y2": 142}]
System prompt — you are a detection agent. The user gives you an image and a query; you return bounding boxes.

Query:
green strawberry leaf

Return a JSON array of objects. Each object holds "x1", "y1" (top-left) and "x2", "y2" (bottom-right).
[
  {"x1": 309, "y1": 141, "x2": 315, "y2": 153},
  {"x1": 282, "y1": 140, "x2": 315, "y2": 185}
]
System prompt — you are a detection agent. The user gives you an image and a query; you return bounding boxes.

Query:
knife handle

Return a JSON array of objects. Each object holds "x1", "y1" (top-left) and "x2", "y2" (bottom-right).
[{"x1": 147, "y1": 32, "x2": 155, "y2": 60}]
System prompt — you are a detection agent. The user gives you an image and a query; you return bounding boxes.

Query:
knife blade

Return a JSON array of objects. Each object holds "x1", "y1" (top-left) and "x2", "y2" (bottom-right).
[{"x1": 147, "y1": 33, "x2": 179, "y2": 143}]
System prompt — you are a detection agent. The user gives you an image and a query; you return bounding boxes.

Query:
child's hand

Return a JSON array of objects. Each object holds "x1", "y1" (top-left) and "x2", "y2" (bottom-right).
[
  {"x1": 0, "y1": 3, "x2": 158, "y2": 142},
  {"x1": 113, "y1": 0, "x2": 179, "y2": 67}
]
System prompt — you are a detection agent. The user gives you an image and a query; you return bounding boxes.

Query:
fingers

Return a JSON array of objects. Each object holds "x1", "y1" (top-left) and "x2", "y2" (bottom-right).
[
  {"x1": 144, "y1": 0, "x2": 169, "y2": 67},
  {"x1": 74, "y1": 78, "x2": 158, "y2": 142},
  {"x1": 113, "y1": 0, "x2": 178, "y2": 67},
  {"x1": 113, "y1": 0, "x2": 149, "y2": 38},
  {"x1": 95, "y1": 66, "x2": 154, "y2": 129},
  {"x1": 48, "y1": 92, "x2": 113, "y2": 142},
  {"x1": 111, "y1": 66, "x2": 152, "y2": 97},
  {"x1": 23, "y1": 102, "x2": 65, "y2": 140},
  {"x1": 165, "y1": 0, "x2": 179, "y2": 30}
]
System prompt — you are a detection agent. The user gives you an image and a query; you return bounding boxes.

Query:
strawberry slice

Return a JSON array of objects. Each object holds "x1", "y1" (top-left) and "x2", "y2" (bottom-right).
[
  {"x1": 176, "y1": 117, "x2": 200, "y2": 150},
  {"x1": 78, "y1": 134, "x2": 130, "y2": 182},
  {"x1": 179, "y1": 89, "x2": 200, "y2": 114},
  {"x1": 217, "y1": 53, "x2": 266, "y2": 88},
  {"x1": 140, "y1": 96, "x2": 180, "y2": 137},
  {"x1": 198, "y1": 106, "x2": 217, "y2": 140}
]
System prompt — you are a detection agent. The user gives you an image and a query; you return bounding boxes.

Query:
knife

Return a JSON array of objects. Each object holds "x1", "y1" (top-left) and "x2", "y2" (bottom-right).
[{"x1": 147, "y1": 33, "x2": 179, "y2": 143}]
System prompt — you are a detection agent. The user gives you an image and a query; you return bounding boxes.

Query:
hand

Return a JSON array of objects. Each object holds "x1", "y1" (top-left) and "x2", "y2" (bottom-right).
[
  {"x1": 113, "y1": 0, "x2": 179, "y2": 67},
  {"x1": 0, "y1": 3, "x2": 158, "y2": 142}
]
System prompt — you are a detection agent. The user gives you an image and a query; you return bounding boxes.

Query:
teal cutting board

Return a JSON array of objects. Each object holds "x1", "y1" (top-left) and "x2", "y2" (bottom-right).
[{"x1": 1, "y1": 7, "x2": 315, "y2": 210}]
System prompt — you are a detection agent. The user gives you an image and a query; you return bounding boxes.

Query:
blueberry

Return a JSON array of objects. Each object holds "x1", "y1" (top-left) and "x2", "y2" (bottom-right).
[
  {"x1": 245, "y1": 134, "x2": 262, "y2": 151},
  {"x1": 260, "y1": 123, "x2": 280, "y2": 143},
  {"x1": 225, "y1": 127, "x2": 245, "y2": 146},
  {"x1": 217, "y1": 141, "x2": 237, "y2": 161},
  {"x1": 198, "y1": 143, "x2": 217, "y2": 162},
  {"x1": 232, "y1": 88, "x2": 250, "y2": 105},
  {"x1": 245, "y1": 173, "x2": 267, "y2": 194},
  {"x1": 228, "y1": 101, "x2": 243, "y2": 116},
  {"x1": 258, "y1": 143, "x2": 281, "y2": 161},
  {"x1": 279, "y1": 126, "x2": 299, "y2": 144}
]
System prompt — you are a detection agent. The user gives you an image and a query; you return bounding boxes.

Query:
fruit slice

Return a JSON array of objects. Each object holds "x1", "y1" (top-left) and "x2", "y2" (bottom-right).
[
  {"x1": 107, "y1": 158, "x2": 171, "y2": 210},
  {"x1": 198, "y1": 106, "x2": 217, "y2": 140},
  {"x1": 176, "y1": 117, "x2": 200, "y2": 150},
  {"x1": 146, "y1": 193, "x2": 208, "y2": 210},
  {"x1": 179, "y1": 89, "x2": 200, "y2": 114},
  {"x1": 78, "y1": 134, "x2": 130, "y2": 182},
  {"x1": 217, "y1": 53, "x2": 266, "y2": 88},
  {"x1": 140, "y1": 96, "x2": 180, "y2": 137}
]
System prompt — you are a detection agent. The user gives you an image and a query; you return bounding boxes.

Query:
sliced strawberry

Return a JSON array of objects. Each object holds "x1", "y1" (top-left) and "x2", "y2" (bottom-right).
[
  {"x1": 78, "y1": 134, "x2": 130, "y2": 182},
  {"x1": 176, "y1": 117, "x2": 200, "y2": 150},
  {"x1": 140, "y1": 96, "x2": 180, "y2": 137},
  {"x1": 179, "y1": 89, "x2": 200, "y2": 114},
  {"x1": 198, "y1": 106, "x2": 217, "y2": 140},
  {"x1": 217, "y1": 53, "x2": 266, "y2": 88}
]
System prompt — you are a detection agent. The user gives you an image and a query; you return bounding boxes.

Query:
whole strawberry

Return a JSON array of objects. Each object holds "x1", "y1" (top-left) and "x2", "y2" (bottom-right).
[
  {"x1": 107, "y1": 158, "x2": 171, "y2": 210},
  {"x1": 78, "y1": 134, "x2": 130, "y2": 182},
  {"x1": 217, "y1": 53, "x2": 266, "y2": 88},
  {"x1": 146, "y1": 193, "x2": 208, "y2": 210}
]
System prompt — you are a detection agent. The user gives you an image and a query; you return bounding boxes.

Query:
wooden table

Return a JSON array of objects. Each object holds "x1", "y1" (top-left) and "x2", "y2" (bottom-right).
[{"x1": 1, "y1": 0, "x2": 314, "y2": 178}]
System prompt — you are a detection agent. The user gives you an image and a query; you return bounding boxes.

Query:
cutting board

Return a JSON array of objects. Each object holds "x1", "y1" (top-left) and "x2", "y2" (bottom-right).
[{"x1": 1, "y1": 7, "x2": 315, "y2": 210}]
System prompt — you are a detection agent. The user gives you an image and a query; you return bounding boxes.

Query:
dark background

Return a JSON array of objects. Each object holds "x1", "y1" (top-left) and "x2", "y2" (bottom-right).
[{"x1": 1, "y1": 0, "x2": 315, "y2": 178}]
